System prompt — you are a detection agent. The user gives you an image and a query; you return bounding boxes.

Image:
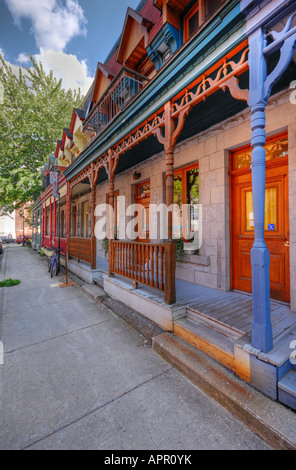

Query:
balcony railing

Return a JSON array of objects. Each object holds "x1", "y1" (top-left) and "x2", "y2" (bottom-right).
[{"x1": 83, "y1": 68, "x2": 148, "y2": 146}]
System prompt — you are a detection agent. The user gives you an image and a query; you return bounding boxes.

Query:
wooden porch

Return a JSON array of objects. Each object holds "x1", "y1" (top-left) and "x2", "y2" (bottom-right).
[
  {"x1": 103, "y1": 272, "x2": 296, "y2": 341},
  {"x1": 101, "y1": 265, "x2": 296, "y2": 388}
]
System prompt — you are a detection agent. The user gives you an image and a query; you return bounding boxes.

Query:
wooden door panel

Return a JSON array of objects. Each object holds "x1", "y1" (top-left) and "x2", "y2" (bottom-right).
[
  {"x1": 231, "y1": 162, "x2": 290, "y2": 302},
  {"x1": 269, "y1": 253, "x2": 284, "y2": 286},
  {"x1": 239, "y1": 249, "x2": 252, "y2": 283}
]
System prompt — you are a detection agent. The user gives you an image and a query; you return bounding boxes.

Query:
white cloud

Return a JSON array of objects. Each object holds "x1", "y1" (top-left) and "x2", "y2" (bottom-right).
[
  {"x1": 34, "y1": 49, "x2": 93, "y2": 95},
  {"x1": 16, "y1": 52, "x2": 30, "y2": 64},
  {"x1": 3, "y1": 0, "x2": 93, "y2": 94},
  {"x1": 5, "y1": 0, "x2": 87, "y2": 51}
]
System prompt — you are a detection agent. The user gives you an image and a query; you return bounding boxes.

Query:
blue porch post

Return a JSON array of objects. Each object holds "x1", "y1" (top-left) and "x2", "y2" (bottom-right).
[
  {"x1": 248, "y1": 11, "x2": 296, "y2": 352},
  {"x1": 248, "y1": 29, "x2": 273, "y2": 353}
]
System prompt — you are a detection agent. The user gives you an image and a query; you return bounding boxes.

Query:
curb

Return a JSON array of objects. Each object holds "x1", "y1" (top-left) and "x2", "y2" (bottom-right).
[{"x1": 152, "y1": 332, "x2": 296, "y2": 450}]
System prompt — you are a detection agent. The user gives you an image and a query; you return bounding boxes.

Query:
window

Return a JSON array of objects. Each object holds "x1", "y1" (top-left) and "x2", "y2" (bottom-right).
[
  {"x1": 183, "y1": 1, "x2": 224, "y2": 42},
  {"x1": 184, "y1": 3, "x2": 200, "y2": 41},
  {"x1": 135, "y1": 181, "x2": 150, "y2": 240},
  {"x1": 114, "y1": 191, "x2": 119, "y2": 239},
  {"x1": 81, "y1": 201, "x2": 90, "y2": 238},
  {"x1": 61, "y1": 208, "x2": 66, "y2": 238},
  {"x1": 232, "y1": 133, "x2": 288, "y2": 171},
  {"x1": 46, "y1": 208, "x2": 50, "y2": 235},
  {"x1": 205, "y1": 0, "x2": 222, "y2": 19},
  {"x1": 173, "y1": 163, "x2": 199, "y2": 240}
]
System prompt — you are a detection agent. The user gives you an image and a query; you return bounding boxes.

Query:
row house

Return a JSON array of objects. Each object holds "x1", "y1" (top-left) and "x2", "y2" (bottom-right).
[
  {"x1": 38, "y1": 155, "x2": 68, "y2": 255},
  {"x1": 38, "y1": 0, "x2": 296, "y2": 409}
]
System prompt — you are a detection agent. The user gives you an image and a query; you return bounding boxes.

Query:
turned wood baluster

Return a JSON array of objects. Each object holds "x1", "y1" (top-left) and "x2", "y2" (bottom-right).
[
  {"x1": 155, "y1": 246, "x2": 159, "y2": 289},
  {"x1": 150, "y1": 245, "x2": 154, "y2": 288}
]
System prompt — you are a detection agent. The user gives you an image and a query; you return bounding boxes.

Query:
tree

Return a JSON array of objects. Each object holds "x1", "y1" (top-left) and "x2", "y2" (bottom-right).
[{"x1": 0, "y1": 54, "x2": 83, "y2": 214}]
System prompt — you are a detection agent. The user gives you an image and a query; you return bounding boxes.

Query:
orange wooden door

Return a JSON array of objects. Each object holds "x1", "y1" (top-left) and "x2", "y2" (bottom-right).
[{"x1": 231, "y1": 161, "x2": 290, "y2": 302}]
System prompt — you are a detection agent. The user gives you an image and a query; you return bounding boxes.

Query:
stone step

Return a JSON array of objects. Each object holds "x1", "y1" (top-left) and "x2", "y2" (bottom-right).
[
  {"x1": 278, "y1": 369, "x2": 296, "y2": 411},
  {"x1": 152, "y1": 332, "x2": 296, "y2": 450},
  {"x1": 174, "y1": 317, "x2": 235, "y2": 371}
]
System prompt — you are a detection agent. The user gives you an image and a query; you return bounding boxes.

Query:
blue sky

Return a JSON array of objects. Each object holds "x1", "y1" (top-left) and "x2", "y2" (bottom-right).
[{"x1": 0, "y1": 0, "x2": 141, "y2": 94}]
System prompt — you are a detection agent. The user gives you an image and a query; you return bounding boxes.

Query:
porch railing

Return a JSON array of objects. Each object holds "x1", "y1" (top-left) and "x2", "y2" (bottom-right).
[
  {"x1": 43, "y1": 235, "x2": 67, "y2": 251},
  {"x1": 69, "y1": 237, "x2": 92, "y2": 264},
  {"x1": 109, "y1": 240, "x2": 176, "y2": 304}
]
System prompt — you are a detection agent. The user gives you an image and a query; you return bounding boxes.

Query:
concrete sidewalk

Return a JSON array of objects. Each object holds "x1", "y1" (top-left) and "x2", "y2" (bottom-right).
[{"x1": 0, "y1": 245, "x2": 288, "y2": 450}]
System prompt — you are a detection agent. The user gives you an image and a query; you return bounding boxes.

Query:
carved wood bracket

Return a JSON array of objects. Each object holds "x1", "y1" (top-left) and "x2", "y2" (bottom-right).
[{"x1": 153, "y1": 102, "x2": 191, "y2": 153}]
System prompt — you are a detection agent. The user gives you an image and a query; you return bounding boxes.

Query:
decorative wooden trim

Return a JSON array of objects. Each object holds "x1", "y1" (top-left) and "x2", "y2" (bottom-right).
[{"x1": 68, "y1": 43, "x2": 249, "y2": 205}]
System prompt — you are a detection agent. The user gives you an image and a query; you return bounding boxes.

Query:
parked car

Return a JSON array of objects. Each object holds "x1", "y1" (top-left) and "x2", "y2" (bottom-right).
[
  {"x1": 0, "y1": 239, "x2": 3, "y2": 254},
  {"x1": 16, "y1": 235, "x2": 30, "y2": 244},
  {"x1": 1, "y1": 236, "x2": 15, "y2": 244}
]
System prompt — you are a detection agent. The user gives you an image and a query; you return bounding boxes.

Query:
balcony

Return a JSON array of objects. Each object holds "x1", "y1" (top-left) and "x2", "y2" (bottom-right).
[{"x1": 83, "y1": 68, "x2": 148, "y2": 147}]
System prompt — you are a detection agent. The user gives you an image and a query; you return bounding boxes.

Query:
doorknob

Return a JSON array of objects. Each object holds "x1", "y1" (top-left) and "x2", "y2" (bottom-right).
[{"x1": 284, "y1": 238, "x2": 290, "y2": 247}]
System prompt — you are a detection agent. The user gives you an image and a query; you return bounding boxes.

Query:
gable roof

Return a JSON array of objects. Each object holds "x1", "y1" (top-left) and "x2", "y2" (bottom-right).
[
  {"x1": 116, "y1": 7, "x2": 154, "y2": 66},
  {"x1": 69, "y1": 108, "x2": 85, "y2": 135}
]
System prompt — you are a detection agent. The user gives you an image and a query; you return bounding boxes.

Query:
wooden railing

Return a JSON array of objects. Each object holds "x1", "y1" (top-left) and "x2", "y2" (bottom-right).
[
  {"x1": 109, "y1": 240, "x2": 176, "y2": 304},
  {"x1": 69, "y1": 237, "x2": 92, "y2": 264}
]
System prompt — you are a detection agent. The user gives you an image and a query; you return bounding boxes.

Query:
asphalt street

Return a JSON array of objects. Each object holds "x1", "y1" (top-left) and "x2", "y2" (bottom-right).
[{"x1": 0, "y1": 245, "x2": 270, "y2": 450}]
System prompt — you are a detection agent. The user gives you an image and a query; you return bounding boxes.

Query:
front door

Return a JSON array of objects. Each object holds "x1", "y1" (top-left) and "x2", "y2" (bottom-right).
[{"x1": 231, "y1": 133, "x2": 290, "y2": 303}]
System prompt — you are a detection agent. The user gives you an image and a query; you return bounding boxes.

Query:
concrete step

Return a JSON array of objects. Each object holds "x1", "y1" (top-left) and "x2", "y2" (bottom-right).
[
  {"x1": 152, "y1": 332, "x2": 296, "y2": 450},
  {"x1": 93, "y1": 277, "x2": 104, "y2": 288},
  {"x1": 81, "y1": 284, "x2": 106, "y2": 302},
  {"x1": 174, "y1": 317, "x2": 235, "y2": 371},
  {"x1": 278, "y1": 369, "x2": 296, "y2": 411}
]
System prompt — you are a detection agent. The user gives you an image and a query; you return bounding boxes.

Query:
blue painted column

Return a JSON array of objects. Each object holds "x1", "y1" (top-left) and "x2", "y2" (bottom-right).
[{"x1": 248, "y1": 29, "x2": 273, "y2": 353}]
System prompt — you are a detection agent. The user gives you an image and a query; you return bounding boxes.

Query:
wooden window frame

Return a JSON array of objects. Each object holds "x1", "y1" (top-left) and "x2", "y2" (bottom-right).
[
  {"x1": 184, "y1": 3, "x2": 200, "y2": 42},
  {"x1": 229, "y1": 131, "x2": 288, "y2": 175},
  {"x1": 174, "y1": 162, "x2": 199, "y2": 240},
  {"x1": 174, "y1": 162, "x2": 199, "y2": 204},
  {"x1": 183, "y1": 1, "x2": 224, "y2": 42}
]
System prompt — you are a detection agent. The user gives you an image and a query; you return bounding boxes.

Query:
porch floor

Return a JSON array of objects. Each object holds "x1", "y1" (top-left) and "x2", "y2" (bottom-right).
[{"x1": 96, "y1": 254, "x2": 296, "y2": 346}]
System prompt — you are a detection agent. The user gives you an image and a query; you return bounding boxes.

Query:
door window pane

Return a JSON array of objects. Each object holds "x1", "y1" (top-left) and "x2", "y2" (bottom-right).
[
  {"x1": 265, "y1": 187, "x2": 277, "y2": 231},
  {"x1": 245, "y1": 187, "x2": 278, "y2": 232}
]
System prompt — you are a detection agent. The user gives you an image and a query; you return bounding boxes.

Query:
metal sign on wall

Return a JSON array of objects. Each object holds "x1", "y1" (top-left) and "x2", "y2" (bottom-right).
[{"x1": 50, "y1": 171, "x2": 59, "y2": 199}]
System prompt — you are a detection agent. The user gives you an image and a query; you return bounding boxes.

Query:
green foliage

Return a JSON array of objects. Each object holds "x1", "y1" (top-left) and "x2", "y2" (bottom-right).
[
  {"x1": 0, "y1": 54, "x2": 83, "y2": 214},
  {"x1": 102, "y1": 237, "x2": 109, "y2": 258},
  {"x1": 0, "y1": 279, "x2": 21, "y2": 287},
  {"x1": 174, "y1": 238, "x2": 185, "y2": 262}
]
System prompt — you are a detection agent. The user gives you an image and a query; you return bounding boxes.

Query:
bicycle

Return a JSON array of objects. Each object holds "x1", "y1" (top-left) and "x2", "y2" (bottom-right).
[{"x1": 48, "y1": 248, "x2": 61, "y2": 278}]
